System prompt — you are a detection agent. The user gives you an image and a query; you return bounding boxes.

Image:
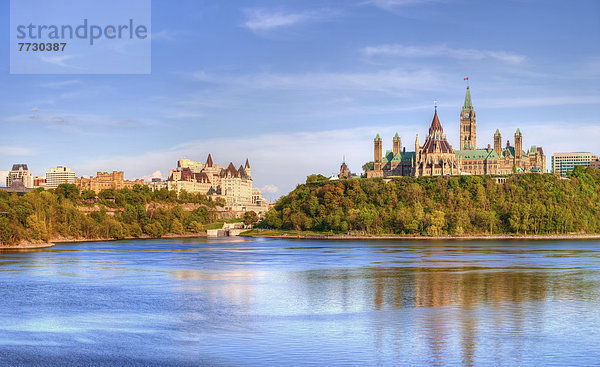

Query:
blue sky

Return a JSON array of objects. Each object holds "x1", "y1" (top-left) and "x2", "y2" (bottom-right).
[{"x1": 1, "y1": 0, "x2": 599, "y2": 199}]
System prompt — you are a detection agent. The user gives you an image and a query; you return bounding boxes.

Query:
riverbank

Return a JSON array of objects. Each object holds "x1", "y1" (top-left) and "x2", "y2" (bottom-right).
[
  {"x1": 52, "y1": 233, "x2": 209, "y2": 244},
  {"x1": 241, "y1": 230, "x2": 600, "y2": 241},
  {"x1": 5, "y1": 232, "x2": 210, "y2": 249},
  {"x1": 0, "y1": 242, "x2": 56, "y2": 250}
]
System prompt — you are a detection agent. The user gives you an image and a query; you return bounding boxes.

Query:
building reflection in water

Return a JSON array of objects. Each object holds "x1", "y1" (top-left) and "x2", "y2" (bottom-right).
[
  {"x1": 162, "y1": 241, "x2": 598, "y2": 365},
  {"x1": 293, "y1": 265, "x2": 590, "y2": 365}
]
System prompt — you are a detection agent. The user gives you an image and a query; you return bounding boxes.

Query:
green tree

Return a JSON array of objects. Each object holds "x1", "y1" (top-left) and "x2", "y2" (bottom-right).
[
  {"x1": 306, "y1": 174, "x2": 329, "y2": 184},
  {"x1": 243, "y1": 211, "x2": 259, "y2": 226},
  {"x1": 171, "y1": 219, "x2": 185, "y2": 235}
]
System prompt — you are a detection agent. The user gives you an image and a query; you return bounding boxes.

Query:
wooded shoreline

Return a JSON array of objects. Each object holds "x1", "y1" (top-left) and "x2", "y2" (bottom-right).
[{"x1": 241, "y1": 231, "x2": 600, "y2": 241}]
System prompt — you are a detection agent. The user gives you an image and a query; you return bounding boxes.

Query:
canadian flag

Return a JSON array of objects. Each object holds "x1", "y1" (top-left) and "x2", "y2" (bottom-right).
[{"x1": 464, "y1": 77, "x2": 469, "y2": 81}]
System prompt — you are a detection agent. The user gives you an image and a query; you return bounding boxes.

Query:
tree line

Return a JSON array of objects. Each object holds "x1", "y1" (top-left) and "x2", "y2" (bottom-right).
[
  {"x1": 0, "y1": 184, "x2": 225, "y2": 246},
  {"x1": 262, "y1": 166, "x2": 600, "y2": 236}
]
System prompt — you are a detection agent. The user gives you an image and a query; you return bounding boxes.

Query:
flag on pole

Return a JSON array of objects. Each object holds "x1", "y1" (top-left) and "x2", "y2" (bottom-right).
[{"x1": 464, "y1": 77, "x2": 468, "y2": 81}]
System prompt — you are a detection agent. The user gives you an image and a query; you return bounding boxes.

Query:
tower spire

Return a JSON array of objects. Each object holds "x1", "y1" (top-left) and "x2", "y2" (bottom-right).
[{"x1": 463, "y1": 84, "x2": 473, "y2": 111}]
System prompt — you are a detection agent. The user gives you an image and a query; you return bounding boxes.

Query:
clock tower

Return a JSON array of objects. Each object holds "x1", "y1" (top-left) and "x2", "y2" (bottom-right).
[{"x1": 459, "y1": 86, "x2": 477, "y2": 150}]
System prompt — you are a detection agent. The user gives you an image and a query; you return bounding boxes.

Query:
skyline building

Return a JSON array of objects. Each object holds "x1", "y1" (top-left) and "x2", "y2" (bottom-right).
[
  {"x1": 551, "y1": 152, "x2": 599, "y2": 176},
  {"x1": 6, "y1": 164, "x2": 33, "y2": 189},
  {"x1": 46, "y1": 166, "x2": 76, "y2": 189},
  {"x1": 76, "y1": 171, "x2": 144, "y2": 192}
]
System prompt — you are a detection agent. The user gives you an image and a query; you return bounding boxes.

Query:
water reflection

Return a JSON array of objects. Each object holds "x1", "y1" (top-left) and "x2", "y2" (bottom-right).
[{"x1": 0, "y1": 239, "x2": 598, "y2": 366}]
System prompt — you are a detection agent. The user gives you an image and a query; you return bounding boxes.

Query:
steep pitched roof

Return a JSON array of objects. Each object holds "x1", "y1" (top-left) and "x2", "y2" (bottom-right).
[
  {"x1": 245, "y1": 158, "x2": 250, "y2": 169},
  {"x1": 428, "y1": 110, "x2": 443, "y2": 135},
  {"x1": 421, "y1": 110, "x2": 453, "y2": 154},
  {"x1": 384, "y1": 150, "x2": 416, "y2": 163},
  {"x1": 502, "y1": 147, "x2": 515, "y2": 158},
  {"x1": 463, "y1": 86, "x2": 473, "y2": 110},
  {"x1": 206, "y1": 154, "x2": 214, "y2": 167},
  {"x1": 222, "y1": 162, "x2": 238, "y2": 177},
  {"x1": 238, "y1": 165, "x2": 249, "y2": 179}
]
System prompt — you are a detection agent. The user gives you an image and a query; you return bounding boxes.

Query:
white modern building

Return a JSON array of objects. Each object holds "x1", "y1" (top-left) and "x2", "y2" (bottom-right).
[
  {"x1": 551, "y1": 152, "x2": 599, "y2": 177},
  {"x1": 6, "y1": 164, "x2": 33, "y2": 189},
  {"x1": 46, "y1": 166, "x2": 76, "y2": 189}
]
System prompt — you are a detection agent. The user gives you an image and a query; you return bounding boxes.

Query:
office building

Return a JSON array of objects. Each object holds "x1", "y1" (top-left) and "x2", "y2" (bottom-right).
[
  {"x1": 551, "y1": 152, "x2": 599, "y2": 176},
  {"x1": 46, "y1": 166, "x2": 76, "y2": 189}
]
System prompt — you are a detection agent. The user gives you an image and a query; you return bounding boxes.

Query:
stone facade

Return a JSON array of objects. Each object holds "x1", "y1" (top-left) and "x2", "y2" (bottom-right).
[
  {"x1": 167, "y1": 155, "x2": 271, "y2": 213},
  {"x1": 76, "y1": 171, "x2": 144, "y2": 192},
  {"x1": 368, "y1": 86, "x2": 546, "y2": 177},
  {"x1": 338, "y1": 161, "x2": 357, "y2": 179}
]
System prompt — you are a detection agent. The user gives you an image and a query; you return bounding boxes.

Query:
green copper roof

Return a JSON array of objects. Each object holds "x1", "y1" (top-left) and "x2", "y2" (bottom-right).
[
  {"x1": 502, "y1": 147, "x2": 515, "y2": 158},
  {"x1": 394, "y1": 132, "x2": 400, "y2": 139},
  {"x1": 529, "y1": 145, "x2": 537, "y2": 154},
  {"x1": 375, "y1": 133, "x2": 382, "y2": 141},
  {"x1": 515, "y1": 128, "x2": 522, "y2": 136},
  {"x1": 463, "y1": 86, "x2": 473, "y2": 110},
  {"x1": 384, "y1": 150, "x2": 415, "y2": 163},
  {"x1": 456, "y1": 149, "x2": 500, "y2": 160},
  {"x1": 494, "y1": 129, "x2": 501, "y2": 137}
]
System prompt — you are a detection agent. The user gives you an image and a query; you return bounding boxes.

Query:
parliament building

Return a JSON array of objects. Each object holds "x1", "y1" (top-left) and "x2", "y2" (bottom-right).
[{"x1": 367, "y1": 86, "x2": 546, "y2": 178}]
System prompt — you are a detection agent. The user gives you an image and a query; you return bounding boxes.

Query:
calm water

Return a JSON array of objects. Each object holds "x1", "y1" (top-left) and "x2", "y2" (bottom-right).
[{"x1": 0, "y1": 238, "x2": 599, "y2": 366}]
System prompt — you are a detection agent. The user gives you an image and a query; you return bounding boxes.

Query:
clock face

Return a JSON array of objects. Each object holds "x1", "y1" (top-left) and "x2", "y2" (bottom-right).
[{"x1": 465, "y1": 113, "x2": 469, "y2": 118}]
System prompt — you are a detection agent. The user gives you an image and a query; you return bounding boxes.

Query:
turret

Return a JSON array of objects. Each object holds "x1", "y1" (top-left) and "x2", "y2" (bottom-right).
[
  {"x1": 244, "y1": 158, "x2": 251, "y2": 177},
  {"x1": 374, "y1": 134, "x2": 382, "y2": 172},
  {"x1": 514, "y1": 128, "x2": 522, "y2": 159},
  {"x1": 415, "y1": 134, "x2": 420, "y2": 160},
  {"x1": 393, "y1": 133, "x2": 401, "y2": 156},
  {"x1": 494, "y1": 129, "x2": 502, "y2": 156}
]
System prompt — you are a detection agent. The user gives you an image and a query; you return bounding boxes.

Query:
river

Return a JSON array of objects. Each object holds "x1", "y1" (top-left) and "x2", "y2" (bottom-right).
[{"x1": 0, "y1": 238, "x2": 598, "y2": 366}]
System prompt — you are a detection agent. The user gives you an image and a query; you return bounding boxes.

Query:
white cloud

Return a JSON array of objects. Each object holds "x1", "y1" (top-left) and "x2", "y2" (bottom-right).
[
  {"x1": 242, "y1": 8, "x2": 337, "y2": 32},
  {"x1": 152, "y1": 30, "x2": 176, "y2": 41},
  {"x1": 30, "y1": 107, "x2": 40, "y2": 112},
  {"x1": 0, "y1": 146, "x2": 35, "y2": 156},
  {"x1": 141, "y1": 170, "x2": 164, "y2": 182},
  {"x1": 39, "y1": 54, "x2": 78, "y2": 68},
  {"x1": 260, "y1": 185, "x2": 279, "y2": 194},
  {"x1": 479, "y1": 95, "x2": 600, "y2": 109},
  {"x1": 363, "y1": 44, "x2": 526, "y2": 64},
  {"x1": 364, "y1": 0, "x2": 447, "y2": 11},
  {"x1": 41, "y1": 80, "x2": 81, "y2": 89},
  {"x1": 4, "y1": 113, "x2": 160, "y2": 135},
  {"x1": 192, "y1": 68, "x2": 447, "y2": 94}
]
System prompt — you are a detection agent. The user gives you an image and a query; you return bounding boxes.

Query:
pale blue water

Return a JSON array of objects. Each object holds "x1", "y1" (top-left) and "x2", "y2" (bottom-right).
[{"x1": 0, "y1": 238, "x2": 599, "y2": 366}]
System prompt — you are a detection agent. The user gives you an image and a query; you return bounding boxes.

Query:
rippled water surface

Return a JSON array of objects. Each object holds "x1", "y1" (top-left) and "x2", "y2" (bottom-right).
[{"x1": 1, "y1": 238, "x2": 599, "y2": 366}]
